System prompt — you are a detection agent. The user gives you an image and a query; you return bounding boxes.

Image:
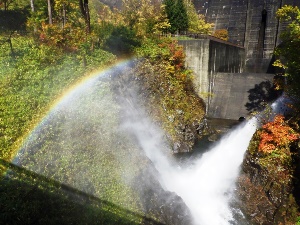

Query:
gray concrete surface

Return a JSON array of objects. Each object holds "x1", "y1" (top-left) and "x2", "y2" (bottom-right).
[{"x1": 207, "y1": 72, "x2": 275, "y2": 120}]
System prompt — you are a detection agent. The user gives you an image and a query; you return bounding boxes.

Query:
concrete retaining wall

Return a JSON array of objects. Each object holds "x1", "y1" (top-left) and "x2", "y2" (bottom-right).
[
  {"x1": 179, "y1": 39, "x2": 210, "y2": 98},
  {"x1": 208, "y1": 72, "x2": 275, "y2": 120},
  {"x1": 179, "y1": 39, "x2": 245, "y2": 117},
  {"x1": 193, "y1": 0, "x2": 300, "y2": 73},
  {"x1": 179, "y1": 39, "x2": 276, "y2": 120}
]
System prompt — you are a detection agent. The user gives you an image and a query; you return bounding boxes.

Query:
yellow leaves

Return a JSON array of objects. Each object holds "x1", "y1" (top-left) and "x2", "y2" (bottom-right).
[
  {"x1": 276, "y1": 5, "x2": 300, "y2": 22},
  {"x1": 212, "y1": 29, "x2": 229, "y2": 41},
  {"x1": 166, "y1": 65, "x2": 175, "y2": 74},
  {"x1": 184, "y1": 0, "x2": 213, "y2": 34},
  {"x1": 273, "y1": 59, "x2": 287, "y2": 69},
  {"x1": 122, "y1": 0, "x2": 169, "y2": 37}
]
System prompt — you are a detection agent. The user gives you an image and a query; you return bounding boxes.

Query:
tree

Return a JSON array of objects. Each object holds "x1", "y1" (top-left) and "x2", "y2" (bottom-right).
[
  {"x1": 79, "y1": 0, "x2": 91, "y2": 34},
  {"x1": 163, "y1": 0, "x2": 188, "y2": 34},
  {"x1": 47, "y1": 0, "x2": 53, "y2": 24},
  {"x1": 30, "y1": 0, "x2": 34, "y2": 12},
  {"x1": 258, "y1": 114, "x2": 299, "y2": 153},
  {"x1": 0, "y1": 0, "x2": 13, "y2": 10},
  {"x1": 274, "y1": 5, "x2": 300, "y2": 101},
  {"x1": 183, "y1": 0, "x2": 213, "y2": 34},
  {"x1": 121, "y1": 0, "x2": 170, "y2": 37}
]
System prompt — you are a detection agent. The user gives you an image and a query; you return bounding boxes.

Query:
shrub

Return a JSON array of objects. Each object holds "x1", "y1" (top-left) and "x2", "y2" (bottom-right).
[
  {"x1": 212, "y1": 29, "x2": 229, "y2": 41},
  {"x1": 258, "y1": 114, "x2": 299, "y2": 153},
  {"x1": 103, "y1": 25, "x2": 141, "y2": 56}
]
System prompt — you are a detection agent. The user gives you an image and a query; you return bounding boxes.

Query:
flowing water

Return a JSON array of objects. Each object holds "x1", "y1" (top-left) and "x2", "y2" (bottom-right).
[
  {"x1": 122, "y1": 98, "x2": 258, "y2": 225},
  {"x1": 12, "y1": 61, "x2": 267, "y2": 224}
]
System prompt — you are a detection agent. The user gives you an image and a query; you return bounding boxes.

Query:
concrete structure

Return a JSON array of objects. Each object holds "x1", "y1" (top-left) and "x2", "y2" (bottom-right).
[
  {"x1": 179, "y1": 38, "x2": 275, "y2": 120},
  {"x1": 193, "y1": 0, "x2": 300, "y2": 73},
  {"x1": 179, "y1": 0, "x2": 300, "y2": 119},
  {"x1": 207, "y1": 72, "x2": 275, "y2": 119}
]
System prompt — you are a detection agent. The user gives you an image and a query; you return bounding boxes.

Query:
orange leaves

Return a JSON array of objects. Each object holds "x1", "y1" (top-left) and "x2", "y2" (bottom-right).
[
  {"x1": 157, "y1": 40, "x2": 186, "y2": 74},
  {"x1": 168, "y1": 41, "x2": 185, "y2": 71},
  {"x1": 258, "y1": 115, "x2": 299, "y2": 153}
]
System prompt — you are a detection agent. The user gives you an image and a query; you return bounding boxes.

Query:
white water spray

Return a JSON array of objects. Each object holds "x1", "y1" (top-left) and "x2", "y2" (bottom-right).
[
  {"x1": 123, "y1": 105, "x2": 258, "y2": 225},
  {"x1": 14, "y1": 60, "x2": 284, "y2": 224},
  {"x1": 166, "y1": 119, "x2": 258, "y2": 225}
]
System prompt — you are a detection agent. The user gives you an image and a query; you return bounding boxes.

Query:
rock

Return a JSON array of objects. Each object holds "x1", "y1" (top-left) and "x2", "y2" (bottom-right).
[
  {"x1": 111, "y1": 59, "x2": 207, "y2": 154},
  {"x1": 173, "y1": 142, "x2": 190, "y2": 154},
  {"x1": 236, "y1": 144, "x2": 298, "y2": 225},
  {"x1": 134, "y1": 165, "x2": 193, "y2": 225}
]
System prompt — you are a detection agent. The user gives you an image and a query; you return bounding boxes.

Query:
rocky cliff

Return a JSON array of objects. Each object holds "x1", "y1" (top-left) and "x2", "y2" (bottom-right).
[
  {"x1": 236, "y1": 124, "x2": 300, "y2": 224},
  {"x1": 111, "y1": 58, "x2": 208, "y2": 154}
]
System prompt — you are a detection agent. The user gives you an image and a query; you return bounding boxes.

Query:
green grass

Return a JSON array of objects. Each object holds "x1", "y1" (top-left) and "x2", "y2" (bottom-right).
[
  {"x1": 0, "y1": 36, "x2": 154, "y2": 224},
  {"x1": 0, "y1": 159, "x2": 161, "y2": 225},
  {"x1": 0, "y1": 36, "x2": 116, "y2": 163}
]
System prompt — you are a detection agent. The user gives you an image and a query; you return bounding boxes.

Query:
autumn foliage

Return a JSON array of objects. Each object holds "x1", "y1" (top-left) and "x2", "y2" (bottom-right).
[
  {"x1": 168, "y1": 41, "x2": 185, "y2": 71},
  {"x1": 258, "y1": 115, "x2": 299, "y2": 153},
  {"x1": 212, "y1": 29, "x2": 229, "y2": 41}
]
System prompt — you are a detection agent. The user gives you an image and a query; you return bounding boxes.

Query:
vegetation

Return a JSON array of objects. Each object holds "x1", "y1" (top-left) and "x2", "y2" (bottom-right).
[
  {"x1": 252, "y1": 5, "x2": 300, "y2": 171},
  {"x1": 163, "y1": 0, "x2": 213, "y2": 35},
  {"x1": 247, "y1": 114, "x2": 299, "y2": 171},
  {"x1": 258, "y1": 115, "x2": 299, "y2": 154},
  {"x1": 274, "y1": 5, "x2": 300, "y2": 107},
  {"x1": 0, "y1": 37, "x2": 116, "y2": 162},
  {"x1": 212, "y1": 29, "x2": 229, "y2": 41},
  {"x1": 184, "y1": 0, "x2": 213, "y2": 34},
  {"x1": 245, "y1": 114, "x2": 300, "y2": 224},
  {"x1": 0, "y1": 160, "x2": 146, "y2": 225},
  {"x1": 163, "y1": 0, "x2": 188, "y2": 34},
  {"x1": 121, "y1": 0, "x2": 170, "y2": 38},
  {"x1": 2, "y1": 0, "x2": 300, "y2": 224},
  {"x1": 0, "y1": 0, "x2": 212, "y2": 162},
  {"x1": 135, "y1": 38, "x2": 206, "y2": 146},
  {"x1": 243, "y1": 5, "x2": 300, "y2": 224},
  {"x1": 0, "y1": 0, "x2": 210, "y2": 223}
]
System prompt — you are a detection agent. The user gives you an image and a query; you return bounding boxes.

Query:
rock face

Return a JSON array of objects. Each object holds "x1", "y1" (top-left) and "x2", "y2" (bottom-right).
[
  {"x1": 110, "y1": 59, "x2": 207, "y2": 154},
  {"x1": 134, "y1": 165, "x2": 193, "y2": 225},
  {"x1": 236, "y1": 134, "x2": 299, "y2": 225},
  {"x1": 173, "y1": 118, "x2": 208, "y2": 153}
]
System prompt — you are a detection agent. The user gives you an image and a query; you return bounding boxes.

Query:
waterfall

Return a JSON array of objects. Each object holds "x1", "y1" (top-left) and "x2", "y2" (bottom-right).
[
  {"x1": 123, "y1": 104, "x2": 258, "y2": 225},
  {"x1": 165, "y1": 119, "x2": 258, "y2": 225},
  {"x1": 12, "y1": 61, "x2": 285, "y2": 224}
]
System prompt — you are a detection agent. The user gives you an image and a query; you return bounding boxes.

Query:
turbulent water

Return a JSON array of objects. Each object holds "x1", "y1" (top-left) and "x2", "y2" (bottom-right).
[
  {"x1": 123, "y1": 98, "x2": 258, "y2": 225},
  {"x1": 14, "y1": 63, "x2": 265, "y2": 225}
]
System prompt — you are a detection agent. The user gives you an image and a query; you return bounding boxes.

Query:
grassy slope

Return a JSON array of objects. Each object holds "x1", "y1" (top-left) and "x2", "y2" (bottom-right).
[
  {"x1": 0, "y1": 35, "x2": 206, "y2": 224},
  {"x1": 0, "y1": 36, "x2": 153, "y2": 224},
  {"x1": 0, "y1": 36, "x2": 116, "y2": 162}
]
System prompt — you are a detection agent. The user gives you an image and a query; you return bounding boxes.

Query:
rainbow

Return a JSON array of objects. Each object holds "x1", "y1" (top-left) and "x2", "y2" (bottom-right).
[{"x1": 12, "y1": 58, "x2": 135, "y2": 163}]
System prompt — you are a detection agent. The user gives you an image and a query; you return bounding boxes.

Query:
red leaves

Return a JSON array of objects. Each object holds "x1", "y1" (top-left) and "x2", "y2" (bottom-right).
[
  {"x1": 258, "y1": 115, "x2": 299, "y2": 153},
  {"x1": 168, "y1": 41, "x2": 185, "y2": 71}
]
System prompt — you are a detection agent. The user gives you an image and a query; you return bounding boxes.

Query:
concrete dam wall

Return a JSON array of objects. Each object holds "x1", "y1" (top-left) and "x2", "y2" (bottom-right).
[
  {"x1": 207, "y1": 72, "x2": 275, "y2": 119},
  {"x1": 179, "y1": 38, "x2": 245, "y2": 100},
  {"x1": 193, "y1": 0, "x2": 300, "y2": 73},
  {"x1": 179, "y1": 38, "x2": 275, "y2": 120}
]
